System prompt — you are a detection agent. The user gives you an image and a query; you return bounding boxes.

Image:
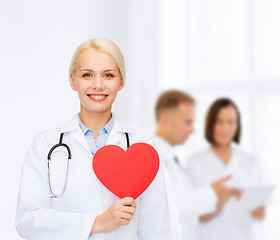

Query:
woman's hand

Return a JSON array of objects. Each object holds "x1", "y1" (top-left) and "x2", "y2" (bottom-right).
[
  {"x1": 91, "y1": 197, "x2": 136, "y2": 234},
  {"x1": 199, "y1": 186, "x2": 243, "y2": 223},
  {"x1": 211, "y1": 176, "x2": 231, "y2": 200},
  {"x1": 231, "y1": 188, "x2": 244, "y2": 200},
  {"x1": 251, "y1": 206, "x2": 265, "y2": 221},
  {"x1": 199, "y1": 187, "x2": 232, "y2": 223}
]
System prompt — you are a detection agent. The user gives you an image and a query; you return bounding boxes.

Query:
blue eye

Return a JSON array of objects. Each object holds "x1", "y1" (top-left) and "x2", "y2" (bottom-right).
[
  {"x1": 82, "y1": 73, "x2": 92, "y2": 78},
  {"x1": 104, "y1": 73, "x2": 114, "y2": 78}
]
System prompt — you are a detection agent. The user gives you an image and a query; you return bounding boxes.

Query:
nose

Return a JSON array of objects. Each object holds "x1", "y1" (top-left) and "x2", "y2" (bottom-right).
[{"x1": 92, "y1": 75, "x2": 105, "y2": 90}]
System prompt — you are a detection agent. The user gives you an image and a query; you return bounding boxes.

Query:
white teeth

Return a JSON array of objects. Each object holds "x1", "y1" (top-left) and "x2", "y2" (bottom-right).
[{"x1": 89, "y1": 95, "x2": 107, "y2": 99}]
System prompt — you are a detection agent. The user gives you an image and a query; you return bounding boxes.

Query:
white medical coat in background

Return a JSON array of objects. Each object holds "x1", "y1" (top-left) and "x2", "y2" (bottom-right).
[
  {"x1": 15, "y1": 113, "x2": 172, "y2": 240},
  {"x1": 153, "y1": 136, "x2": 218, "y2": 240},
  {"x1": 187, "y1": 147, "x2": 262, "y2": 240}
]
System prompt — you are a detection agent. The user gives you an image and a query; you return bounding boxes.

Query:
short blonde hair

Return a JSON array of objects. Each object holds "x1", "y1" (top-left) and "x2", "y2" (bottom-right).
[{"x1": 69, "y1": 38, "x2": 126, "y2": 84}]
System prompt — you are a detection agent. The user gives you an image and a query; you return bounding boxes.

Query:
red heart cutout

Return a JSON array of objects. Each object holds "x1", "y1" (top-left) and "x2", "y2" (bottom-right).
[{"x1": 92, "y1": 143, "x2": 159, "y2": 199}]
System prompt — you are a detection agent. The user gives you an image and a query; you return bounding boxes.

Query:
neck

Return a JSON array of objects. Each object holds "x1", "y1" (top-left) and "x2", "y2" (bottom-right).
[
  {"x1": 156, "y1": 127, "x2": 174, "y2": 146},
  {"x1": 211, "y1": 143, "x2": 232, "y2": 165},
  {"x1": 79, "y1": 105, "x2": 112, "y2": 133}
]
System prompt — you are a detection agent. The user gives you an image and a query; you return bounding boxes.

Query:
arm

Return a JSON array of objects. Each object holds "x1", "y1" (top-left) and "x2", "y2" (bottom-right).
[
  {"x1": 199, "y1": 191, "x2": 231, "y2": 222},
  {"x1": 178, "y1": 184, "x2": 218, "y2": 217},
  {"x1": 199, "y1": 187, "x2": 244, "y2": 223},
  {"x1": 15, "y1": 135, "x2": 95, "y2": 240},
  {"x1": 186, "y1": 159, "x2": 238, "y2": 223}
]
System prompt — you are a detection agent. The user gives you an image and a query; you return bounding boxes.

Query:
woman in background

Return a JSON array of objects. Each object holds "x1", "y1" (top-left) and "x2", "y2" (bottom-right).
[{"x1": 187, "y1": 98, "x2": 265, "y2": 240}]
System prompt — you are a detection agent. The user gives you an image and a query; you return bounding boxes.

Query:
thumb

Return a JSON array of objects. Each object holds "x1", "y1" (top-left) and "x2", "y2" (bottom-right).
[{"x1": 121, "y1": 197, "x2": 135, "y2": 207}]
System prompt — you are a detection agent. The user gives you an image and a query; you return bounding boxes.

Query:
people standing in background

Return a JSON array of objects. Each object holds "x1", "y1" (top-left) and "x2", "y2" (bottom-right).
[
  {"x1": 153, "y1": 90, "x2": 232, "y2": 240},
  {"x1": 187, "y1": 98, "x2": 265, "y2": 240}
]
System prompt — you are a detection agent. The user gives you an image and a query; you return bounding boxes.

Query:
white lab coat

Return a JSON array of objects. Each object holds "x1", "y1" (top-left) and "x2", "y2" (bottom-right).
[
  {"x1": 153, "y1": 136, "x2": 217, "y2": 240},
  {"x1": 187, "y1": 147, "x2": 262, "y2": 240},
  {"x1": 15, "y1": 113, "x2": 172, "y2": 240}
]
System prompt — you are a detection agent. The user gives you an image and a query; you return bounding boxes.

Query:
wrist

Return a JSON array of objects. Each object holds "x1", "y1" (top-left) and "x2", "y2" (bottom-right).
[{"x1": 91, "y1": 215, "x2": 103, "y2": 234}]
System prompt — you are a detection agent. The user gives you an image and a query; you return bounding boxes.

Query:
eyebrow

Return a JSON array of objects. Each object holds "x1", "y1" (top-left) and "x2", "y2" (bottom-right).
[
  {"x1": 80, "y1": 69, "x2": 117, "y2": 72},
  {"x1": 80, "y1": 69, "x2": 93, "y2": 72}
]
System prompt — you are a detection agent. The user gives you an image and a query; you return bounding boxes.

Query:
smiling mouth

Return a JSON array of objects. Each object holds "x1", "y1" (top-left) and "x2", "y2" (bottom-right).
[{"x1": 87, "y1": 94, "x2": 109, "y2": 101}]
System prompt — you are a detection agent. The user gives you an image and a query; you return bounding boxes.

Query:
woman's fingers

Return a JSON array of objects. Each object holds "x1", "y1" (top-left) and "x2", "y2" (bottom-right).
[
  {"x1": 129, "y1": 200, "x2": 136, "y2": 208},
  {"x1": 120, "y1": 197, "x2": 136, "y2": 217},
  {"x1": 120, "y1": 212, "x2": 134, "y2": 221},
  {"x1": 251, "y1": 206, "x2": 265, "y2": 220},
  {"x1": 119, "y1": 197, "x2": 136, "y2": 222},
  {"x1": 119, "y1": 219, "x2": 130, "y2": 225},
  {"x1": 120, "y1": 197, "x2": 136, "y2": 207},
  {"x1": 122, "y1": 205, "x2": 136, "y2": 214}
]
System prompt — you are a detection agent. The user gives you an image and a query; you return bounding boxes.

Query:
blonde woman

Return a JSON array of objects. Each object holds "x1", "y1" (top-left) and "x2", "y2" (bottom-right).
[{"x1": 15, "y1": 39, "x2": 171, "y2": 240}]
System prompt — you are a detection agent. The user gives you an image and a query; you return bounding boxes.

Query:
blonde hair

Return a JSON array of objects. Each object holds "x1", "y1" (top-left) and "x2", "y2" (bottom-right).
[{"x1": 69, "y1": 38, "x2": 126, "y2": 84}]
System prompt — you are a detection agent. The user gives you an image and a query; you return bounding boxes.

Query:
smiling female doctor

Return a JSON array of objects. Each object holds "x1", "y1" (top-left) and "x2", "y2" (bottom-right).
[{"x1": 15, "y1": 39, "x2": 172, "y2": 240}]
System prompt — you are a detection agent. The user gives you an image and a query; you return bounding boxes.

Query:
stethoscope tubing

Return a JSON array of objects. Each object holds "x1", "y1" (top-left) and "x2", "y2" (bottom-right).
[{"x1": 47, "y1": 132, "x2": 130, "y2": 198}]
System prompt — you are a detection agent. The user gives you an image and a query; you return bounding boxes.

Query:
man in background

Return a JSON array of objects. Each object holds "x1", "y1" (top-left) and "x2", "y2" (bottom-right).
[{"x1": 153, "y1": 90, "x2": 232, "y2": 240}]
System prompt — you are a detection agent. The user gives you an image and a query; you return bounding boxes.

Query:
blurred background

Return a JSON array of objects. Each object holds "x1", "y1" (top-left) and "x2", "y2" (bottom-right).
[{"x1": 1, "y1": 0, "x2": 279, "y2": 239}]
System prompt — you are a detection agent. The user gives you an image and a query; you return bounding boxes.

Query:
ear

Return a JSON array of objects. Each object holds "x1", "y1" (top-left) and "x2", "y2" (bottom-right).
[
  {"x1": 70, "y1": 73, "x2": 77, "y2": 91},
  {"x1": 165, "y1": 109, "x2": 175, "y2": 124},
  {"x1": 118, "y1": 79, "x2": 124, "y2": 91},
  {"x1": 159, "y1": 111, "x2": 168, "y2": 124}
]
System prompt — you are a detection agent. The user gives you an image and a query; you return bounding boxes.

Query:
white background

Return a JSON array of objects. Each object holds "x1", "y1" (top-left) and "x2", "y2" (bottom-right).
[{"x1": 1, "y1": 0, "x2": 280, "y2": 239}]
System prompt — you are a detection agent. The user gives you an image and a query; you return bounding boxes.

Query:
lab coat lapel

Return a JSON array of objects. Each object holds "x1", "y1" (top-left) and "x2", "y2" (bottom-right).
[
  {"x1": 59, "y1": 113, "x2": 92, "y2": 156},
  {"x1": 106, "y1": 113, "x2": 133, "y2": 147},
  {"x1": 106, "y1": 128, "x2": 122, "y2": 146},
  {"x1": 71, "y1": 129, "x2": 92, "y2": 155}
]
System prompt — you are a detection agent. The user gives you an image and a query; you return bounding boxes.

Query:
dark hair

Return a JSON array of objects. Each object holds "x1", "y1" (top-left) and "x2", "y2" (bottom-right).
[
  {"x1": 205, "y1": 98, "x2": 241, "y2": 144},
  {"x1": 155, "y1": 90, "x2": 195, "y2": 121}
]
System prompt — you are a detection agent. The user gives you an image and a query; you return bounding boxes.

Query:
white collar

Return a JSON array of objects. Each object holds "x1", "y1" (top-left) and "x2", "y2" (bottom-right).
[
  {"x1": 59, "y1": 112, "x2": 133, "y2": 134},
  {"x1": 58, "y1": 112, "x2": 133, "y2": 156}
]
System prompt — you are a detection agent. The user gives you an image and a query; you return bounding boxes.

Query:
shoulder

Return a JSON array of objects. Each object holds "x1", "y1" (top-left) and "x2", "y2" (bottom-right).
[
  {"x1": 186, "y1": 148, "x2": 216, "y2": 175},
  {"x1": 233, "y1": 147, "x2": 260, "y2": 168},
  {"x1": 188, "y1": 148, "x2": 212, "y2": 165},
  {"x1": 233, "y1": 147, "x2": 255, "y2": 161},
  {"x1": 24, "y1": 128, "x2": 61, "y2": 162},
  {"x1": 112, "y1": 113, "x2": 152, "y2": 144},
  {"x1": 29, "y1": 114, "x2": 75, "y2": 148},
  {"x1": 30, "y1": 127, "x2": 59, "y2": 146}
]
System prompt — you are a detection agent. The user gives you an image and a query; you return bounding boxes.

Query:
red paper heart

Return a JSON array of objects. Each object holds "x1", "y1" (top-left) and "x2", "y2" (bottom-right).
[{"x1": 92, "y1": 143, "x2": 159, "y2": 199}]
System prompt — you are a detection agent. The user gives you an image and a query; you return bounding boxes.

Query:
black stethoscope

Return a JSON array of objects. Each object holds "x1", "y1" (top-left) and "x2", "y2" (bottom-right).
[{"x1": 47, "y1": 132, "x2": 130, "y2": 198}]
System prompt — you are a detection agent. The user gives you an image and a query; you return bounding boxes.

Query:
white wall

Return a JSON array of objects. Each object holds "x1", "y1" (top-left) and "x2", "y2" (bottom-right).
[{"x1": 158, "y1": 0, "x2": 280, "y2": 239}]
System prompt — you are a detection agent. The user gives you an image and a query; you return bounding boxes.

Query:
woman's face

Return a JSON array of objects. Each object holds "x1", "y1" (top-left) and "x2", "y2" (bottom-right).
[
  {"x1": 213, "y1": 105, "x2": 238, "y2": 147},
  {"x1": 70, "y1": 48, "x2": 123, "y2": 114}
]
